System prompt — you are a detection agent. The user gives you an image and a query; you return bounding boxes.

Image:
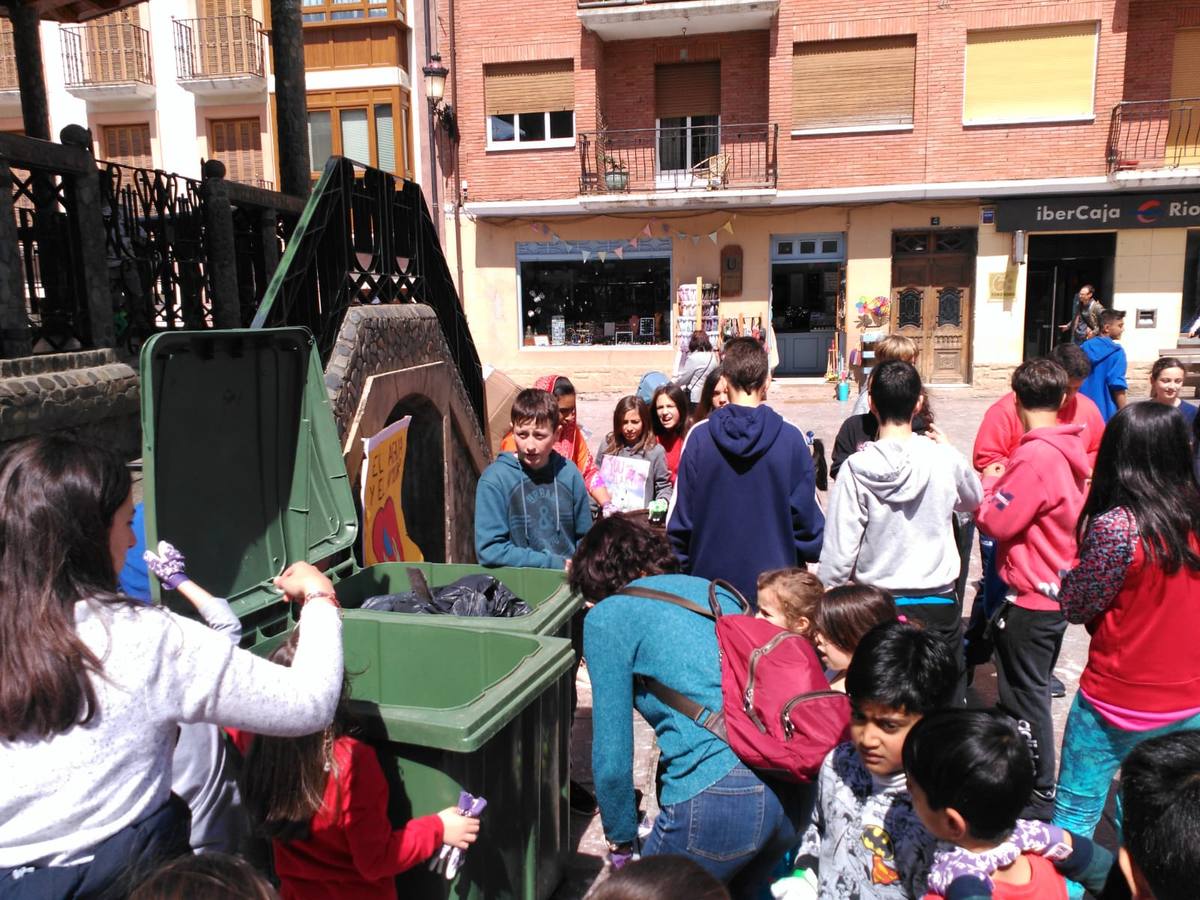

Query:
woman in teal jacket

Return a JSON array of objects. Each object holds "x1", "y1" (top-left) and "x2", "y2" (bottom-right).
[{"x1": 569, "y1": 515, "x2": 812, "y2": 899}]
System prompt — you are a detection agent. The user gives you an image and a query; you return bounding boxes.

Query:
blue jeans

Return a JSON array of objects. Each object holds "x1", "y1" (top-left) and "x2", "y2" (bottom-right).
[
  {"x1": 1053, "y1": 691, "x2": 1200, "y2": 899},
  {"x1": 643, "y1": 763, "x2": 814, "y2": 900}
]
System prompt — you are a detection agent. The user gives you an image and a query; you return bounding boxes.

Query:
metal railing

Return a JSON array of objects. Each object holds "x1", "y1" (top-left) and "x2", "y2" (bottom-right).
[
  {"x1": 174, "y1": 15, "x2": 264, "y2": 80},
  {"x1": 578, "y1": 123, "x2": 778, "y2": 194},
  {"x1": 0, "y1": 129, "x2": 301, "y2": 358},
  {"x1": 0, "y1": 27, "x2": 16, "y2": 91},
  {"x1": 61, "y1": 22, "x2": 153, "y2": 87},
  {"x1": 1107, "y1": 98, "x2": 1200, "y2": 172},
  {"x1": 252, "y1": 156, "x2": 486, "y2": 430}
]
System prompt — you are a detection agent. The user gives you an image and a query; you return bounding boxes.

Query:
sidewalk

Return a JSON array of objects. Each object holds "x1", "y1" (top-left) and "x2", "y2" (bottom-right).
[{"x1": 552, "y1": 383, "x2": 1113, "y2": 899}]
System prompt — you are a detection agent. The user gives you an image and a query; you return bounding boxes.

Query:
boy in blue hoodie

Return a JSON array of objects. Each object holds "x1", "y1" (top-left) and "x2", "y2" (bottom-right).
[
  {"x1": 475, "y1": 388, "x2": 592, "y2": 569},
  {"x1": 1079, "y1": 309, "x2": 1127, "y2": 422},
  {"x1": 667, "y1": 336, "x2": 824, "y2": 604}
]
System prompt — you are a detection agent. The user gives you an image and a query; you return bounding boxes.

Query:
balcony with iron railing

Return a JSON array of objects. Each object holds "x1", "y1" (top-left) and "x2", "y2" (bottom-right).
[
  {"x1": 61, "y1": 21, "x2": 154, "y2": 102},
  {"x1": 1107, "y1": 98, "x2": 1200, "y2": 174},
  {"x1": 173, "y1": 15, "x2": 266, "y2": 96},
  {"x1": 577, "y1": 0, "x2": 778, "y2": 40},
  {"x1": 578, "y1": 123, "x2": 778, "y2": 201}
]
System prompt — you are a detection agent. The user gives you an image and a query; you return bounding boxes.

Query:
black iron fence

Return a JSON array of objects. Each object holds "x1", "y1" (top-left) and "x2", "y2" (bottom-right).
[
  {"x1": 1107, "y1": 98, "x2": 1200, "y2": 172},
  {"x1": 252, "y1": 156, "x2": 486, "y2": 430},
  {"x1": 173, "y1": 15, "x2": 264, "y2": 81},
  {"x1": 579, "y1": 123, "x2": 778, "y2": 194},
  {"x1": 0, "y1": 128, "x2": 302, "y2": 358}
]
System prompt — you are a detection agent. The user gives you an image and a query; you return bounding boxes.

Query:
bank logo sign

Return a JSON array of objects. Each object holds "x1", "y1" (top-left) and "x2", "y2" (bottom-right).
[{"x1": 996, "y1": 192, "x2": 1200, "y2": 232}]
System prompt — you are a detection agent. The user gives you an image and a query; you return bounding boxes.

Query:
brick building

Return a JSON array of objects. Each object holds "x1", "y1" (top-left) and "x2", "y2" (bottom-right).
[{"x1": 433, "y1": 0, "x2": 1200, "y2": 389}]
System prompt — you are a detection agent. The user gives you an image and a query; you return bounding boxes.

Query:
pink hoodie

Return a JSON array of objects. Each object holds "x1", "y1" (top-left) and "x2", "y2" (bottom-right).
[{"x1": 976, "y1": 424, "x2": 1091, "y2": 611}]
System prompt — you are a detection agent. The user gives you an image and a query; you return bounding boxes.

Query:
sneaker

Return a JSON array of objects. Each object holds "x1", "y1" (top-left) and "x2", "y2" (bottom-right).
[
  {"x1": 570, "y1": 780, "x2": 598, "y2": 815},
  {"x1": 1050, "y1": 675, "x2": 1066, "y2": 699}
]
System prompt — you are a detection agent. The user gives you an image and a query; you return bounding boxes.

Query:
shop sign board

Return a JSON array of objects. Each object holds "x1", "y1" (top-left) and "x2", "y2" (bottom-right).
[{"x1": 995, "y1": 191, "x2": 1200, "y2": 232}]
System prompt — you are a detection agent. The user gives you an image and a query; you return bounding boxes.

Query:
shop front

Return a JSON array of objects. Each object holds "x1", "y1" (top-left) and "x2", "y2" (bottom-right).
[
  {"x1": 994, "y1": 190, "x2": 1200, "y2": 371},
  {"x1": 769, "y1": 233, "x2": 843, "y2": 377}
]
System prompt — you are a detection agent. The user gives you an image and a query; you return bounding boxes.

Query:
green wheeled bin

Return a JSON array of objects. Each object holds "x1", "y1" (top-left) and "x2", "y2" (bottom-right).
[
  {"x1": 333, "y1": 562, "x2": 579, "y2": 641},
  {"x1": 140, "y1": 328, "x2": 574, "y2": 899}
]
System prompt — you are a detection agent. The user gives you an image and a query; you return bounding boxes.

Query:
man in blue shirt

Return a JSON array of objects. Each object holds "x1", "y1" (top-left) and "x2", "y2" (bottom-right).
[{"x1": 1079, "y1": 309, "x2": 1128, "y2": 422}]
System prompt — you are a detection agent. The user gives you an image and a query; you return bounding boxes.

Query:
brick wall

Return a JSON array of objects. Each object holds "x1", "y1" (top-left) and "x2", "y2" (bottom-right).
[{"x1": 448, "y1": 0, "x2": 1200, "y2": 203}]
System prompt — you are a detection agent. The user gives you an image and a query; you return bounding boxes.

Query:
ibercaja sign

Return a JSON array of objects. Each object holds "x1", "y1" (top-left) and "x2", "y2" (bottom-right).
[{"x1": 994, "y1": 192, "x2": 1200, "y2": 232}]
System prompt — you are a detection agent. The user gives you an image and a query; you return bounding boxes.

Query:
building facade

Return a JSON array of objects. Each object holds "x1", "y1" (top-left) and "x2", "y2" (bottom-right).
[
  {"x1": 0, "y1": 0, "x2": 423, "y2": 192},
  {"x1": 436, "y1": 0, "x2": 1200, "y2": 389},
  {"x1": 1, "y1": 1, "x2": 276, "y2": 185}
]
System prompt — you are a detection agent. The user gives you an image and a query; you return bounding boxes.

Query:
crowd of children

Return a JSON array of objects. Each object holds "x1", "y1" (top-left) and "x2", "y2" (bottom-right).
[{"x1": 5, "y1": 303, "x2": 1200, "y2": 900}]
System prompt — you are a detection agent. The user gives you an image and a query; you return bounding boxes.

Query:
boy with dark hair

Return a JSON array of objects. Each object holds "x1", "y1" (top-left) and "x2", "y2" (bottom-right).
[
  {"x1": 968, "y1": 345, "x2": 1103, "y2": 683},
  {"x1": 819, "y1": 361, "x2": 981, "y2": 694},
  {"x1": 798, "y1": 621, "x2": 957, "y2": 898},
  {"x1": 1079, "y1": 309, "x2": 1127, "y2": 422},
  {"x1": 975, "y1": 359, "x2": 1090, "y2": 821},
  {"x1": 903, "y1": 709, "x2": 1114, "y2": 899},
  {"x1": 1119, "y1": 730, "x2": 1200, "y2": 900},
  {"x1": 474, "y1": 388, "x2": 591, "y2": 569},
  {"x1": 668, "y1": 336, "x2": 824, "y2": 603}
]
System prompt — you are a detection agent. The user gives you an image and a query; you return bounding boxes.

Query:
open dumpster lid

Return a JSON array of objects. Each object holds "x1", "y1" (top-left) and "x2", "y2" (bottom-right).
[{"x1": 140, "y1": 329, "x2": 358, "y2": 625}]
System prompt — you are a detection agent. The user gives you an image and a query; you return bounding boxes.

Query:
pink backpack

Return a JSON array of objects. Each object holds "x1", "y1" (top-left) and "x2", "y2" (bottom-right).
[{"x1": 622, "y1": 579, "x2": 851, "y2": 784}]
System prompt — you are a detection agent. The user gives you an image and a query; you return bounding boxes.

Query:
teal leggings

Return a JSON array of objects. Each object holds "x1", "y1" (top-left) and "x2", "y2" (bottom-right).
[{"x1": 1053, "y1": 691, "x2": 1200, "y2": 899}]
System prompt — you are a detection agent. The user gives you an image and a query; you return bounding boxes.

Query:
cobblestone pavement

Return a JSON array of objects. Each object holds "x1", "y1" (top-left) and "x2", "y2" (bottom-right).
[{"x1": 553, "y1": 381, "x2": 1131, "y2": 899}]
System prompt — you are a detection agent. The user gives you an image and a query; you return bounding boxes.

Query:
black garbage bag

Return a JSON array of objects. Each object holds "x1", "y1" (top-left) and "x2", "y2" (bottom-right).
[{"x1": 362, "y1": 568, "x2": 532, "y2": 618}]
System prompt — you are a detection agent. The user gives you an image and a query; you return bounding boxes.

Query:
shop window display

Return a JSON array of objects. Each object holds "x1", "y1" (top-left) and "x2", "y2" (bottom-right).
[{"x1": 519, "y1": 256, "x2": 672, "y2": 346}]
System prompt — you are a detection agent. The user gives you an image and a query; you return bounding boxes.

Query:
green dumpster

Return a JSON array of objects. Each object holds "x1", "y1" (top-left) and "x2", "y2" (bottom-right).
[
  {"x1": 334, "y1": 562, "x2": 578, "y2": 640},
  {"x1": 140, "y1": 328, "x2": 575, "y2": 899}
]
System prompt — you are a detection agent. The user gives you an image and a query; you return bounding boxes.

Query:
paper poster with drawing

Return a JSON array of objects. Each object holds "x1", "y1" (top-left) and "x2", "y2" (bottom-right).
[
  {"x1": 599, "y1": 455, "x2": 651, "y2": 512},
  {"x1": 361, "y1": 416, "x2": 424, "y2": 564}
]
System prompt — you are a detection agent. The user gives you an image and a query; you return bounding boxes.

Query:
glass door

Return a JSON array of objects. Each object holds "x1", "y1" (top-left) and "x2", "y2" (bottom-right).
[{"x1": 656, "y1": 115, "x2": 719, "y2": 188}]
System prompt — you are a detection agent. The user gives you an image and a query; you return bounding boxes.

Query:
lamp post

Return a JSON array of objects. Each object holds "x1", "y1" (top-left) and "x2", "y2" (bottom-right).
[{"x1": 423, "y1": 53, "x2": 458, "y2": 142}]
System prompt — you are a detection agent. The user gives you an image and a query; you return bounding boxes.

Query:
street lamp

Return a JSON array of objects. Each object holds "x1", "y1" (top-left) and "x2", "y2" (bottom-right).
[{"x1": 423, "y1": 53, "x2": 458, "y2": 142}]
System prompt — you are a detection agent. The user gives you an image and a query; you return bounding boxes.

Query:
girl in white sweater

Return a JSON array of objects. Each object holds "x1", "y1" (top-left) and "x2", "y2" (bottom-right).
[{"x1": 0, "y1": 437, "x2": 344, "y2": 897}]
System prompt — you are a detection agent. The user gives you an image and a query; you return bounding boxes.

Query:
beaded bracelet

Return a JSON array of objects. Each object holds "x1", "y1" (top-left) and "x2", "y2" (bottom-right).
[{"x1": 304, "y1": 590, "x2": 339, "y2": 606}]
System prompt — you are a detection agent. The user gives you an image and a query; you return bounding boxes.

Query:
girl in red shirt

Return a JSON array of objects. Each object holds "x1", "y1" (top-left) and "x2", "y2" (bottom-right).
[
  {"x1": 236, "y1": 634, "x2": 480, "y2": 899},
  {"x1": 651, "y1": 383, "x2": 690, "y2": 483}
]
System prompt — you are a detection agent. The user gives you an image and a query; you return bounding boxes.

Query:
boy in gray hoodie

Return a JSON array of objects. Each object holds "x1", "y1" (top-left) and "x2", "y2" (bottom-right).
[{"x1": 819, "y1": 361, "x2": 982, "y2": 698}]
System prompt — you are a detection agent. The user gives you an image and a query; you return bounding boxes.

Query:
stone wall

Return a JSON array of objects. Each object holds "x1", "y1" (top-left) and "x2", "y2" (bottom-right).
[
  {"x1": 325, "y1": 304, "x2": 491, "y2": 563},
  {"x1": 0, "y1": 350, "x2": 140, "y2": 458}
]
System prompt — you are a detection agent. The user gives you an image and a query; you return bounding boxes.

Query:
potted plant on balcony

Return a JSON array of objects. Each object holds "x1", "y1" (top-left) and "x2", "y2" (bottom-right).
[{"x1": 601, "y1": 151, "x2": 628, "y2": 191}]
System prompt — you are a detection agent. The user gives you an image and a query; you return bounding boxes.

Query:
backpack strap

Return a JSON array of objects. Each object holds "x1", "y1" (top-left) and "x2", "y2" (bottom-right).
[
  {"x1": 619, "y1": 585, "x2": 718, "y2": 619},
  {"x1": 636, "y1": 675, "x2": 728, "y2": 742},
  {"x1": 710, "y1": 579, "x2": 751, "y2": 616}
]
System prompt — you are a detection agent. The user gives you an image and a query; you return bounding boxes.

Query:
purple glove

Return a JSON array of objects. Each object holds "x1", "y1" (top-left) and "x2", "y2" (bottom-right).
[
  {"x1": 608, "y1": 849, "x2": 638, "y2": 870},
  {"x1": 143, "y1": 541, "x2": 190, "y2": 591},
  {"x1": 1011, "y1": 819, "x2": 1072, "y2": 862}
]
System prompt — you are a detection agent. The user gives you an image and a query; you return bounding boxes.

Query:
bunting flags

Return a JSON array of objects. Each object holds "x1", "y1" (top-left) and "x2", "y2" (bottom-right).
[{"x1": 525, "y1": 214, "x2": 735, "y2": 258}]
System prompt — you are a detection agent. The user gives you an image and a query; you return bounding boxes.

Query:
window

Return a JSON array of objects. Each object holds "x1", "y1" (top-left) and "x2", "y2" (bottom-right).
[
  {"x1": 772, "y1": 233, "x2": 844, "y2": 262},
  {"x1": 655, "y1": 62, "x2": 720, "y2": 174},
  {"x1": 517, "y1": 241, "x2": 672, "y2": 347},
  {"x1": 102, "y1": 123, "x2": 153, "y2": 169},
  {"x1": 485, "y1": 60, "x2": 575, "y2": 149},
  {"x1": 306, "y1": 87, "x2": 410, "y2": 175},
  {"x1": 963, "y1": 23, "x2": 1098, "y2": 125},
  {"x1": 300, "y1": 0, "x2": 397, "y2": 23},
  {"x1": 209, "y1": 117, "x2": 264, "y2": 186},
  {"x1": 791, "y1": 36, "x2": 916, "y2": 134}
]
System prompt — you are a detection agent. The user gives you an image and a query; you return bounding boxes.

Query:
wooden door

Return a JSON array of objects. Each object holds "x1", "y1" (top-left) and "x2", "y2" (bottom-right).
[
  {"x1": 199, "y1": 0, "x2": 255, "y2": 76},
  {"x1": 890, "y1": 230, "x2": 975, "y2": 384}
]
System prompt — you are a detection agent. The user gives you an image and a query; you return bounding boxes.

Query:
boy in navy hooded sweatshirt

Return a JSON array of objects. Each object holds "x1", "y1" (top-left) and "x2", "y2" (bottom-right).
[{"x1": 667, "y1": 337, "x2": 824, "y2": 604}]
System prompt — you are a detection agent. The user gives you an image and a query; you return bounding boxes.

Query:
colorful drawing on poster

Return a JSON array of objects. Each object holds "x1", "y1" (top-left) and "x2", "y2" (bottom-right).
[
  {"x1": 361, "y1": 416, "x2": 424, "y2": 564},
  {"x1": 599, "y1": 455, "x2": 651, "y2": 512}
]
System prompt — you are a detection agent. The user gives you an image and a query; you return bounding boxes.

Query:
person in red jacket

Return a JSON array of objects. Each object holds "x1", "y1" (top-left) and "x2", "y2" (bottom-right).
[
  {"x1": 975, "y1": 359, "x2": 1091, "y2": 821},
  {"x1": 235, "y1": 633, "x2": 480, "y2": 899},
  {"x1": 967, "y1": 343, "x2": 1103, "y2": 682},
  {"x1": 1052, "y1": 402, "x2": 1200, "y2": 900}
]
